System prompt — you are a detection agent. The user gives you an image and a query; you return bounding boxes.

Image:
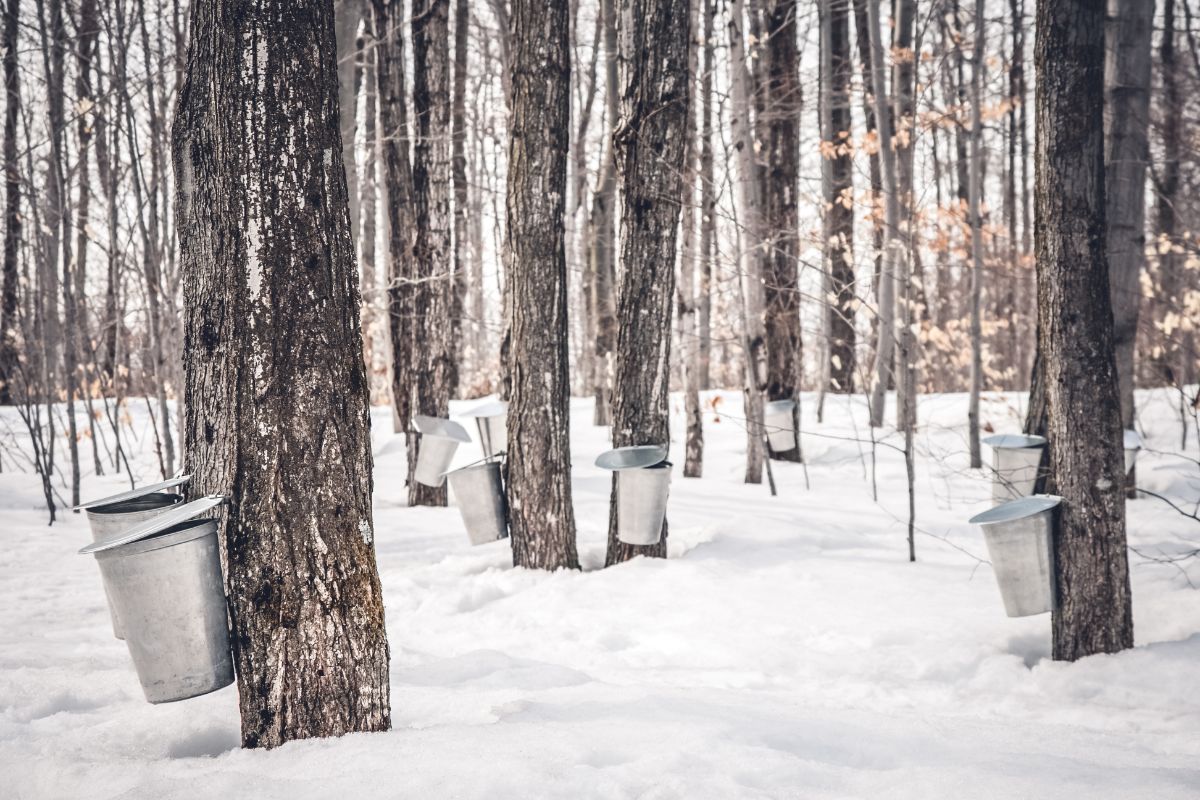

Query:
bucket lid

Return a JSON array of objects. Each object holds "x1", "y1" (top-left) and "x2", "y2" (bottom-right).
[
  {"x1": 983, "y1": 433, "x2": 1046, "y2": 450},
  {"x1": 461, "y1": 400, "x2": 508, "y2": 419},
  {"x1": 595, "y1": 444, "x2": 669, "y2": 471},
  {"x1": 78, "y1": 495, "x2": 227, "y2": 555},
  {"x1": 968, "y1": 494, "x2": 1062, "y2": 526},
  {"x1": 764, "y1": 399, "x2": 796, "y2": 415},
  {"x1": 74, "y1": 474, "x2": 192, "y2": 511},
  {"x1": 413, "y1": 415, "x2": 471, "y2": 443},
  {"x1": 1123, "y1": 429, "x2": 1141, "y2": 450}
]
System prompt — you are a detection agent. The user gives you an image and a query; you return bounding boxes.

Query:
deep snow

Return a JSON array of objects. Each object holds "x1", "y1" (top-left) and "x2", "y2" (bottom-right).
[{"x1": 2, "y1": 389, "x2": 1199, "y2": 799}]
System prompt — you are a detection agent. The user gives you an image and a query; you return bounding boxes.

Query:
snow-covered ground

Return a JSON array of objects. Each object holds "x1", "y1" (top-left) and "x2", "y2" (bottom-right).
[{"x1": 2, "y1": 389, "x2": 1199, "y2": 798}]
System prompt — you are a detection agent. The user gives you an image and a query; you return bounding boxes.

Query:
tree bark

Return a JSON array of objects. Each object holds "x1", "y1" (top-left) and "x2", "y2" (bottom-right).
[
  {"x1": 504, "y1": 0, "x2": 579, "y2": 571},
  {"x1": 590, "y1": 0, "x2": 620, "y2": 426},
  {"x1": 1034, "y1": 0, "x2": 1133, "y2": 662},
  {"x1": 0, "y1": 0, "x2": 18, "y2": 405},
  {"x1": 1104, "y1": 0, "x2": 1153, "y2": 498},
  {"x1": 728, "y1": 0, "x2": 767, "y2": 481},
  {"x1": 174, "y1": 0, "x2": 391, "y2": 746},
  {"x1": 450, "y1": 0, "x2": 469, "y2": 396},
  {"x1": 967, "y1": 0, "x2": 985, "y2": 467},
  {"x1": 763, "y1": 0, "x2": 802, "y2": 461},
  {"x1": 680, "y1": 0, "x2": 704, "y2": 478},
  {"x1": 408, "y1": 0, "x2": 454, "y2": 506},
  {"x1": 698, "y1": 0, "x2": 715, "y2": 391},
  {"x1": 606, "y1": 0, "x2": 690, "y2": 566},
  {"x1": 828, "y1": 0, "x2": 856, "y2": 395}
]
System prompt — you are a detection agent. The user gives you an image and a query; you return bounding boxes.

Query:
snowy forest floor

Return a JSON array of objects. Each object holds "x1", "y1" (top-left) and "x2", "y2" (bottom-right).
[{"x1": 2, "y1": 388, "x2": 1200, "y2": 798}]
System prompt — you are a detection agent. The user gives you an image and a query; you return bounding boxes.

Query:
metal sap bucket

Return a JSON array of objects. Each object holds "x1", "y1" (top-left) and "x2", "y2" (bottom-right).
[
  {"x1": 984, "y1": 433, "x2": 1046, "y2": 503},
  {"x1": 446, "y1": 460, "x2": 508, "y2": 545},
  {"x1": 596, "y1": 445, "x2": 670, "y2": 546},
  {"x1": 76, "y1": 475, "x2": 192, "y2": 639},
  {"x1": 78, "y1": 496, "x2": 234, "y2": 703},
  {"x1": 1123, "y1": 429, "x2": 1141, "y2": 477},
  {"x1": 763, "y1": 399, "x2": 797, "y2": 452},
  {"x1": 463, "y1": 400, "x2": 508, "y2": 460},
  {"x1": 969, "y1": 494, "x2": 1062, "y2": 617},
  {"x1": 412, "y1": 415, "x2": 472, "y2": 487}
]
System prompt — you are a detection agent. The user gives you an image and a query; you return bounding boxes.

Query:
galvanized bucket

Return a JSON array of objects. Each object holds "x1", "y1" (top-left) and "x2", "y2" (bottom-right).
[
  {"x1": 79, "y1": 496, "x2": 234, "y2": 704},
  {"x1": 984, "y1": 433, "x2": 1046, "y2": 503},
  {"x1": 412, "y1": 415, "x2": 472, "y2": 487},
  {"x1": 763, "y1": 399, "x2": 797, "y2": 452},
  {"x1": 76, "y1": 475, "x2": 192, "y2": 640},
  {"x1": 463, "y1": 400, "x2": 508, "y2": 460},
  {"x1": 446, "y1": 460, "x2": 508, "y2": 545},
  {"x1": 596, "y1": 445, "x2": 670, "y2": 546},
  {"x1": 969, "y1": 494, "x2": 1061, "y2": 617},
  {"x1": 1123, "y1": 429, "x2": 1141, "y2": 477}
]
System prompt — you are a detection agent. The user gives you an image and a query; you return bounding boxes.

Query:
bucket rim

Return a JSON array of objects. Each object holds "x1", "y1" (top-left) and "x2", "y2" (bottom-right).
[
  {"x1": 413, "y1": 414, "x2": 471, "y2": 443},
  {"x1": 969, "y1": 494, "x2": 1062, "y2": 526},
  {"x1": 79, "y1": 495, "x2": 227, "y2": 555},
  {"x1": 595, "y1": 444, "x2": 669, "y2": 471},
  {"x1": 94, "y1": 518, "x2": 219, "y2": 559},
  {"x1": 85, "y1": 492, "x2": 184, "y2": 516},
  {"x1": 1123, "y1": 429, "x2": 1141, "y2": 450},
  {"x1": 461, "y1": 399, "x2": 508, "y2": 419},
  {"x1": 443, "y1": 459, "x2": 503, "y2": 478},
  {"x1": 74, "y1": 474, "x2": 192, "y2": 511},
  {"x1": 983, "y1": 433, "x2": 1047, "y2": 450},
  {"x1": 763, "y1": 398, "x2": 796, "y2": 415}
]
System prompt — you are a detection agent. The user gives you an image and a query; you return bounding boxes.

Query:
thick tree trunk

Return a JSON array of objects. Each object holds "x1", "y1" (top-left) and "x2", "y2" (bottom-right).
[
  {"x1": 504, "y1": 0, "x2": 579, "y2": 571},
  {"x1": 174, "y1": 0, "x2": 391, "y2": 747},
  {"x1": 0, "y1": 0, "x2": 18, "y2": 406},
  {"x1": 1035, "y1": 0, "x2": 1133, "y2": 662},
  {"x1": 1104, "y1": 0, "x2": 1152, "y2": 498},
  {"x1": 606, "y1": 0, "x2": 689, "y2": 566},
  {"x1": 728, "y1": 0, "x2": 767, "y2": 482},
  {"x1": 408, "y1": 0, "x2": 453, "y2": 506},
  {"x1": 827, "y1": 0, "x2": 856, "y2": 395},
  {"x1": 763, "y1": 0, "x2": 802, "y2": 461}
]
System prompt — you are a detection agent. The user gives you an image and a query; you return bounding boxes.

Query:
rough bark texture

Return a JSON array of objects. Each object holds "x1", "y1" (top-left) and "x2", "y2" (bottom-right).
[
  {"x1": 373, "y1": 0, "x2": 417, "y2": 440},
  {"x1": 408, "y1": 0, "x2": 453, "y2": 506},
  {"x1": 967, "y1": 0, "x2": 985, "y2": 467},
  {"x1": 1035, "y1": 0, "x2": 1134, "y2": 662},
  {"x1": 1103, "y1": 0, "x2": 1152, "y2": 431},
  {"x1": 450, "y1": 0, "x2": 469, "y2": 395},
  {"x1": 698, "y1": 0, "x2": 715, "y2": 391},
  {"x1": 763, "y1": 0, "x2": 802, "y2": 461},
  {"x1": 828, "y1": 0, "x2": 856, "y2": 395},
  {"x1": 504, "y1": 0, "x2": 579, "y2": 571},
  {"x1": 590, "y1": 0, "x2": 620, "y2": 426},
  {"x1": 606, "y1": 0, "x2": 690, "y2": 566},
  {"x1": 680, "y1": 0, "x2": 704, "y2": 479},
  {"x1": 174, "y1": 0, "x2": 390, "y2": 747}
]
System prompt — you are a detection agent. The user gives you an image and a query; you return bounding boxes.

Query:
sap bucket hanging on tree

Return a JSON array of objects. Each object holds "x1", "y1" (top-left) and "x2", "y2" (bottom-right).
[
  {"x1": 983, "y1": 433, "x2": 1046, "y2": 503},
  {"x1": 462, "y1": 400, "x2": 508, "y2": 460},
  {"x1": 75, "y1": 474, "x2": 191, "y2": 639},
  {"x1": 596, "y1": 445, "x2": 671, "y2": 546},
  {"x1": 763, "y1": 399, "x2": 797, "y2": 452},
  {"x1": 412, "y1": 415, "x2": 472, "y2": 487},
  {"x1": 78, "y1": 496, "x2": 234, "y2": 703},
  {"x1": 445, "y1": 459, "x2": 509, "y2": 545},
  {"x1": 969, "y1": 494, "x2": 1062, "y2": 618}
]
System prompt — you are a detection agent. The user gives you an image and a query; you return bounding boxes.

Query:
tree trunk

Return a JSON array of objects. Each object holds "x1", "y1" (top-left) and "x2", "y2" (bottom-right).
[
  {"x1": 606, "y1": 0, "x2": 689, "y2": 566},
  {"x1": 408, "y1": 0, "x2": 453, "y2": 506},
  {"x1": 590, "y1": 0, "x2": 620, "y2": 426},
  {"x1": 504, "y1": 0, "x2": 579, "y2": 571},
  {"x1": 728, "y1": 0, "x2": 766, "y2": 482},
  {"x1": 680, "y1": 0, "x2": 704, "y2": 478},
  {"x1": 1153, "y1": 0, "x2": 1184, "y2": 394},
  {"x1": 1035, "y1": 0, "x2": 1133, "y2": 662},
  {"x1": 892, "y1": 0, "x2": 917, "y2": 432},
  {"x1": 174, "y1": 0, "x2": 391, "y2": 747},
  {"x1": 335, "y1": 0, "x2": 363, "y2": 247},
  {"x1": 827, "y1": 0, "x2": 855, "y2": 395},
  {"x1": 1104, "y1": 0, "x2": 1153, "y2": 499},
  {"x1": 763, "y1": 0, "x2": 802, "y2": 461},
  {"x1": 967, "y1": 0, "x2": 985, "y2": 467},
  {"x1": 450, "y1": 0, "x2": 469, "y2": 396},
  {"x1": 852, "y1": 0, "x2": 882, "y2": 362},
  {"x1": 0, "y1": 0, "x2": 18, "y2": 406},
  {"x1": 360, "y1": 18, "x2": 383, "y2": 404},
  {"x1": 698, "y1": 0, "x2": 715, "y2": 391},
  {"x1": 864, "y1": 0, "x2": 899, "y2": 428}
]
